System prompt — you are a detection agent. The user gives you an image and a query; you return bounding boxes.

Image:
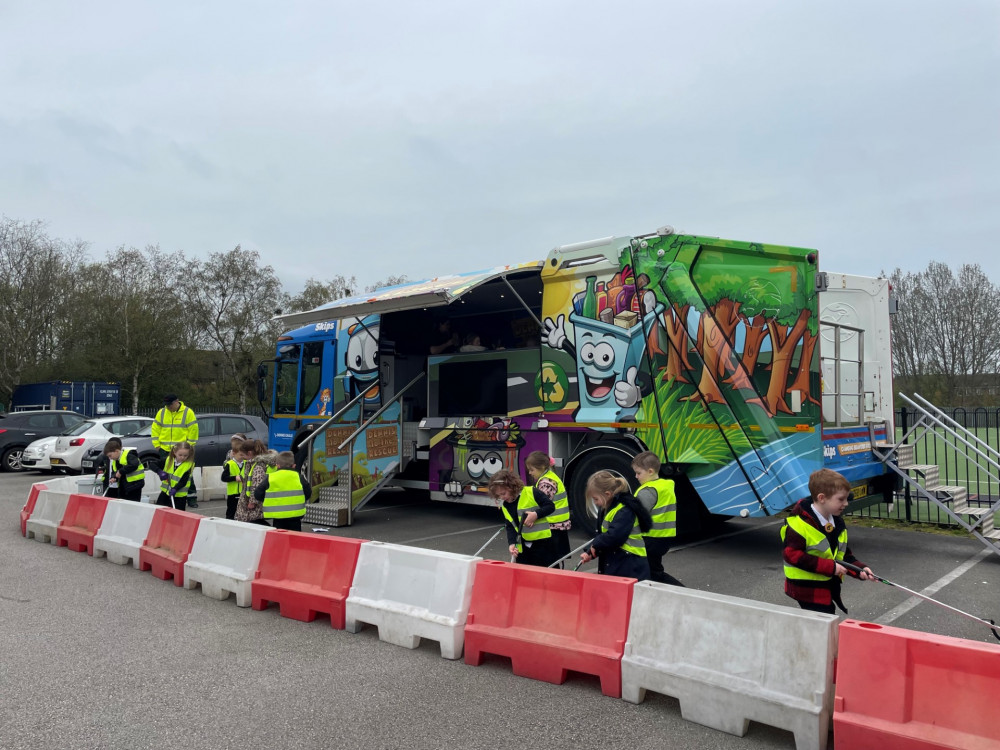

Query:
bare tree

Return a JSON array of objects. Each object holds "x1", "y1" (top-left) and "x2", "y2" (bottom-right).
[
  {"x1": 366, "y1": 274, "x2": 408, "y2": 293},
  {"x1": 182, "y1": 246, "x2": 287, "y2": 411},
  {"x1": 286, "y1": 275, "x2": 357, "y2": 313}
]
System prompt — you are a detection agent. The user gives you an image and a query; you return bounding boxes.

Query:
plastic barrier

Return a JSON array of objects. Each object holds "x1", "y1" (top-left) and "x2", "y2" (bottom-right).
[
  {"x1": 620, "y1": 581, "x2": 838, "y2": 750},
  {"x1": 183, "y1": 518, "x2": 271, "y2": 607},
  {"x1": 345, "y1": 541, "x2": 480, "y2": 659},
  {"x1": 24, "y1": 489, "x2": 72, "y2": 544},
  {"x1": 93, "y1": 501, "x2": 160, "y2": 567},
  {"x1": 141, "y1": 470, "x2": 162, "y2": 503},
  {"x1": 138, "y1": 508, "x2": 202, "y2": 586},
  {"x1": 20, "y1": 482, "x2": 47, "y2": 537},
  {"x1": 56, "y1": 494, "x2": 110, "y2": 555},
  {"x1": 198, "y1": 466, "x2": 227, "y2": 501},
  {"x1": 464, "y1": 560, "x2": 635, "y2": 696},
  {"x1": 252, "y1": 531, "x2": 367, "y2": 628},
  {"x1": 834, "y1": 620, "x2": 1000, "y2": 749}
]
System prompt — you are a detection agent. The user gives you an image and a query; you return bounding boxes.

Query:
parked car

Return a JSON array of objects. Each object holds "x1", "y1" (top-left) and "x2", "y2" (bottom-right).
[
  {"x1": 0, "y1": 410, "x2": 89, "y2": 472},
  {"x1": 80, "y1": 413, "x2": 268, "y2": 472},
  {"x1": 49, "y1": 416, "x2": 155, "y2": 473},
  {"x1": 20, "y1": 435, "x2": 61, "y2": 472}
]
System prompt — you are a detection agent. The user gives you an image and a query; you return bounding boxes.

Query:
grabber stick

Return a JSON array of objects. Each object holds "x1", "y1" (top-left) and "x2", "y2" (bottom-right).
[
  {"x1": 548, "y1": 538, "x2": 596, "y2": 569},
  {"x1": 840, "y1": 561, "x2": 1000, "y2": 642},
  {"x1": 474, "y1": 526, "x2": 505, "y2": 557}
]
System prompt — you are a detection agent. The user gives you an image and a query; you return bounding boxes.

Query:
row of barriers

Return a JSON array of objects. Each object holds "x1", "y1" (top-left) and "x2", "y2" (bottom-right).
[{"x1": 19, "y1": 478, "x2": 1000, "y2": 750}]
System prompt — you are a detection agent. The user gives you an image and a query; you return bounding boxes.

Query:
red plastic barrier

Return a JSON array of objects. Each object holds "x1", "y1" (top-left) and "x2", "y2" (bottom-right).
[
  {"x1": 56, "y1": 494, "x2": 109, "y2": 555},
  {"x1": 464, "y1": 560, "x2": 635, "y2": 697},
  {"x1": 835, "y1": 620, "x2": 1000, "y2": 749},
  {"x1": 20, "y1": 483, "x2": 46, "y2": 537},
  {"x1": 251, "y1": 531, "x2": 367, "y2": 628},
  {"x1": 138, "y1": 508, "x2": 201, "y2": 586}
]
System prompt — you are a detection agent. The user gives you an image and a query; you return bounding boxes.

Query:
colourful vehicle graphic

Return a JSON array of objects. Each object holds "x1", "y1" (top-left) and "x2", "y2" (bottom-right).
[{"x1": 262, "y1": 228, "x2": 895, "y2": 532}]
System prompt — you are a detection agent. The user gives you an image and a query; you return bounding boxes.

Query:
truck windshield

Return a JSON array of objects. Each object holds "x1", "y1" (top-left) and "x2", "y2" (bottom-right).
[{"x1": 299, "y1": 342, "x2": 323, "y2": 413}]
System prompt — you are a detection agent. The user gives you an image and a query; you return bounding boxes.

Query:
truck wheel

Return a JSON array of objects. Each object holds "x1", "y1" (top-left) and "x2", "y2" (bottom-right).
[
  {"x1": 567, "y1": 448, "x2": 639, "y2": 536},
  {"x1": 2, "y1": 446, "x2": 25, "y2": 472}
]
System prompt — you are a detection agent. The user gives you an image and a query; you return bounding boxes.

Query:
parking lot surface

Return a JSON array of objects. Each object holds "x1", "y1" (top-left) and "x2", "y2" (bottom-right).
[{"x1": 3, "y1": 472, "x2": 998, "y2": 750}]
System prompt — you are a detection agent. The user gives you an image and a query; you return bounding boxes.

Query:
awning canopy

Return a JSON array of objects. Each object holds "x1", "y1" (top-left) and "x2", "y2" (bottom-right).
[{"x1": 275, "y1": 261, "x2": 543, "y2": 328}]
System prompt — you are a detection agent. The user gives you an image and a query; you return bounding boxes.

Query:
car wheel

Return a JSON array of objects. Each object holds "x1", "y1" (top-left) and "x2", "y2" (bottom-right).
[
  {"x1": 566, "y1": 447, "x2": 639, "y2": 537},
  {"x1": 2, "y1": 446, "x2": 26, "y2": 472}
]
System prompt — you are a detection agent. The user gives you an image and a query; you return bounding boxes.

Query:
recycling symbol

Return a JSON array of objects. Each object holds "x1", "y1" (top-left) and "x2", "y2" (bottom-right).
[{"x1": 535, "y1": 361, "x2": 569, "y2": 411}]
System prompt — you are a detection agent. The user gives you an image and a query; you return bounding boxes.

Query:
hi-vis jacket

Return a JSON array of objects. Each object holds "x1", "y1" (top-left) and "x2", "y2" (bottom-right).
[
  {"x1": 637, "y1": 477, "x2": 676, "y2": 538},
  {"x1": 537, "y1": 469, "x2": 570, "y2": 525},
  {"x1": 111, "y1": 447, "x2": 145, "y2": 486},
  {"x1": 151, "y1": 402, "x2": 199, "y2": 451},
  {"x1": 502, "y1": 486, "x2": 555, "y2": 553},
  {"x1": 160, "y1": 457, "x2": 194, "y2": 498},
  {"x1": 260, "y1": 469, "x2": 307, "y2": 519}
]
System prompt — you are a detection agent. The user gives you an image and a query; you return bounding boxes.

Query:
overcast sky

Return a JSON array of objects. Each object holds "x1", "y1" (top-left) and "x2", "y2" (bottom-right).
[{"x1": 2, "y1": 1, "x2": 997, "y2": 294}]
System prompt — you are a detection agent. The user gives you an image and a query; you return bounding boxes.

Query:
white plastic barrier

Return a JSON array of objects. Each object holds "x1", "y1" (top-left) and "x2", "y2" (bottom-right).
[
  {"x1": 183, "y1": 518, "x2": 271, "y2": 607},
  {"x1": 141, "y1": 470, "x2": 162, "y2": 503},
  {"x1": 24, "y1": 489, "x2": 73, "y2": 544},
  {"x1": 198, "y1": 466, "x2": 227, "y2": 501},
  {"x1": 621, "y1": 582, "x2": 838, "y2": 750},
  {"x1": 93, "y1": 501, "x2": 160, "y2": 567},
  {"x1": 344, "y1": 541, "x2": 480, "y2": 659}
]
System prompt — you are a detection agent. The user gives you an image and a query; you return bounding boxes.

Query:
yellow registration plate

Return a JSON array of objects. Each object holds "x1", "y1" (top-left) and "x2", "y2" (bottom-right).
[
  {"x1": 49, "y1": 457, "x2": 63, "y2": 465},
  {"x1": 850, "y1": 483, "x2": 871, "y2": 501}
]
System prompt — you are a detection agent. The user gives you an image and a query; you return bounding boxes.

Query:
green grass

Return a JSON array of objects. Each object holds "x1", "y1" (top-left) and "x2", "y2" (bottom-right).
[{"x1": 897, "y1": 425, "x2": 1000, "y2": 497}]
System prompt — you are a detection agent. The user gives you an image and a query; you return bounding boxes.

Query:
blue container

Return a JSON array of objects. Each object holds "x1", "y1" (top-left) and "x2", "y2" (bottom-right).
[{"x1": 11, "y1": 381, "x2": 120, "y2": 416}]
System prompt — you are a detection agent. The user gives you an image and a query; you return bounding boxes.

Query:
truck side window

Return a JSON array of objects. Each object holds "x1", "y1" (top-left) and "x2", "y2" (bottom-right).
[{"x1": 299, "y1": 342, "x2": 324, "y2": 413}]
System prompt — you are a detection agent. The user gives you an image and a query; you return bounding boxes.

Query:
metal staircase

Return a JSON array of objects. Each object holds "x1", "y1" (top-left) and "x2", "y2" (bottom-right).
[{"x1": 872, "y1": 393, "x2": 1000, "y2": 557}]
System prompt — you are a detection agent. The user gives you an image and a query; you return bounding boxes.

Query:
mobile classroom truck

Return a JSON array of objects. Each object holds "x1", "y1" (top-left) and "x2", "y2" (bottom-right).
[{"x1": 261, "y1": 226, "x2": 896, "y2": 535}]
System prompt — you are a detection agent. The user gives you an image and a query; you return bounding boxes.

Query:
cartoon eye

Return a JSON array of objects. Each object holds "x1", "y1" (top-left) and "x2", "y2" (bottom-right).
[
  {"x1": 466, "y1": 453, "x2": 485, "y2": 478},
  {"x1": 592, "y1": 342, "x2": 615, "y2": 371},
  {"x1": 580, "y1": 342, "x2": 596, "y2": 364},
  {"x1": 362, "y1": 329, "x2": 378, "y2": 369},
  {"x1": 346, "y1": 334, "x2": 365, "y2": 373},
  {"x1": 483, "y1": 453, "x2": 504, "y2": 477}
]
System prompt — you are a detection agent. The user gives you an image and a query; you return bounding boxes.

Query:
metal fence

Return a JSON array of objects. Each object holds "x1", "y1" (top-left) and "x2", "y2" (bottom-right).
[
  {"x1": 132, "y1": 405, "x2": 267, "y2": 419},
  {"x1": 849, "y1": 406, "x2": 1000, "y2": 526}
]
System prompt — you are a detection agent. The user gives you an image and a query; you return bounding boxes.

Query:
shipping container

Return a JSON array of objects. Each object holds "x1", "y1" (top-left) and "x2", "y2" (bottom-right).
[{"x1": 11, "y1": 381, "x2": 120, "y2": 416}]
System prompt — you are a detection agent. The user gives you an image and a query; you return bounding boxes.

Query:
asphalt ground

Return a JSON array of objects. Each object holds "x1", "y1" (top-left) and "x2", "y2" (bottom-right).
[{"x1": 3, "y1": 471, "x2": 999, "y2": 750}]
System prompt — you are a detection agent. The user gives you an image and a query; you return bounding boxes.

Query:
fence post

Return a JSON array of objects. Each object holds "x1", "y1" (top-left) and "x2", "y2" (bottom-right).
[{"x1": 900, "y1": 407, "x2": 911, "y2": 522}]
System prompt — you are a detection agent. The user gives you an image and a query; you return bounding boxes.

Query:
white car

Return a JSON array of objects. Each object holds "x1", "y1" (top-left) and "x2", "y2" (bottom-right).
[
  {"x1": 48, "y1": 416, "x2": 155, "y2": 473},
  {"x1": 20, "y1": 435, "x2": 61, "y2": 472}
]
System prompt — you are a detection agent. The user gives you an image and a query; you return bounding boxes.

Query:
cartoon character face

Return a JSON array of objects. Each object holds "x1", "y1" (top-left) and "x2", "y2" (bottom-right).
[
  {"x1": 318, "y1": 388, "x2": 332, "y2": 415},
  {"x1": 465, "y1": 451, "x2": 505, "y2": 482},
  {"x1": 577, "y1": 327, "x2": 630, "y2": 405},
  {"x1": 345, "y1": 317, "x2": 380, "y2": 404}
]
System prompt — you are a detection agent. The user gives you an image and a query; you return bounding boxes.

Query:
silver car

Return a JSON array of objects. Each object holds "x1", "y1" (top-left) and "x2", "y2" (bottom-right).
[{"x1": 80, "y1": 413, "x2": 268, "y2": 471}]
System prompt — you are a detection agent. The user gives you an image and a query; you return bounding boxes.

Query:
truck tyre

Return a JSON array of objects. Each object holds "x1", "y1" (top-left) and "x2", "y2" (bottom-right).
[
  {"x1": 567, "y1": 448, "x2": 639, "y2": 537},
  {"x1": 2, "y1": 446, "x2": 25, "y2": 472}
]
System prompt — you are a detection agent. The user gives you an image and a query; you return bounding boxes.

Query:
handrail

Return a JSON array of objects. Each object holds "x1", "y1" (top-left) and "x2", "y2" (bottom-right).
[
  {"x1": 898, "y1": 393, "x2": 1000, "y2": 476},
  {"x1": 297, "y1": 382, "x2": 380, "y2": 452},
  {"x1": 337, "y1": 372, "x2": 426, "y2": 450},
  {"x1": 911, "y1": 393, "x2": 1000, "y2": 465}
]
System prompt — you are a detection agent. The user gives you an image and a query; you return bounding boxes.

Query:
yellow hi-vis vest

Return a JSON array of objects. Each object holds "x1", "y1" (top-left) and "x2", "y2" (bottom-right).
[
  {"x1": 502, "y1": 486, "x2": 552, "y2": 552},
  {"x1": 111, "y1": 448, "x2": 145, "y2": 485},
  {"x1": 602, "y1": 502, "x2": 647, "y2": 557},
  {"x1": 152, "y1": 403, "x2": 199, "y2": 450},
  {"x1": 160, "y1": 457, "x2": 194, "y2": 498},
  {"x1": 263, "y1": 469, "x2": 307, "y2": 519},
  {"x1": 639, "y1": 478, "x2": 677, "y2": 538},
  {"x1": 538, "y1": 469, "x2": 570, "y2": 525},
  {"x1": 780, "y1": 515, "x2": 848, "y2": 581},
  {"x1": 224, "y1": 458, "x2": 242, "y2": 495}
]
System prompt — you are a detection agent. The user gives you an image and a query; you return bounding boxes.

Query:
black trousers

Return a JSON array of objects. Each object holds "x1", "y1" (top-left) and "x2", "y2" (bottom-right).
[
  {"x1": 647, "y1": 537, "x2": 685, "y2": 586},
  {"x1": 155, "y1": 492, "x2": 188, "y2": 512},
  {"x1": 225, "y1": 493, "x2": 239, "y2": 520},
  {"x1": 270, "y1": 517, "x2": 301, "y2": 532},
  {"x1": 798, "y1": 600, "x2": 836, "y2": 615}
]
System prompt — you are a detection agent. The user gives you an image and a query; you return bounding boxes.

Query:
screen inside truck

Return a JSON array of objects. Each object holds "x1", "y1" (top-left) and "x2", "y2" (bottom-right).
[{"x1": 437, "y1": 359, "x2": 508, "y2": 417}]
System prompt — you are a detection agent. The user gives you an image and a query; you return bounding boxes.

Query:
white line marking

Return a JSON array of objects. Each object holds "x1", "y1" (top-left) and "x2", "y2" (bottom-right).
[
  {"x1": 398, "y1": 524, "x2": 502, "y2": 545},
  {"x1": 669, "y1": 518, "x2": 785, "y2": 552},
  {"x1": 875, "y1": 549, "x2": 992, "y2": 625}
]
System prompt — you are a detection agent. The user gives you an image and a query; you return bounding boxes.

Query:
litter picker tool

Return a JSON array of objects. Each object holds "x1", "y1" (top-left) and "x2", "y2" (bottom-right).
[
  {"x1": 548, "y1": 538, "x2": 596, "y2": 569},
  {"x1": 511, "y1": 512, "x2": 525, "y2": 563},
  {"x1": 474, "y1": 526, "x2": 505, "y2": 557},
  {"x1": 840, "y1": 561, "x2": 1000, "y2": 643}
]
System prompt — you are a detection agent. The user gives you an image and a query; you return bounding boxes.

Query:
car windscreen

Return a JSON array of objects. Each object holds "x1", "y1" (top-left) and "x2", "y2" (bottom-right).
[{"x1": 65, "y1": 421, "x2": 96, "y2": 436}]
